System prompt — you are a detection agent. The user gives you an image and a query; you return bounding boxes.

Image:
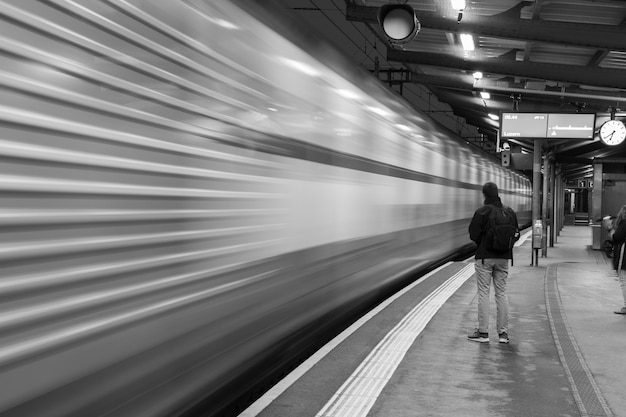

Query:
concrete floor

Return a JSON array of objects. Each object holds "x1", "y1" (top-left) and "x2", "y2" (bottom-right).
[{"x1": 248, "y1": 226, "x2": 626, "y2": 417}]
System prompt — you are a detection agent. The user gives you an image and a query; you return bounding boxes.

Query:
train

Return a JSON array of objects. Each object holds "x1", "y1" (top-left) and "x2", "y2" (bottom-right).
[{"x1": 0, "y1": 0, "x2": 532, "y2": 416}]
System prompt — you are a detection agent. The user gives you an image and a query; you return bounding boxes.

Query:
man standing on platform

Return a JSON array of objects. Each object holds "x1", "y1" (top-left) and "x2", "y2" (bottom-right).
[{"x1": 467, "y1": 182, "x2": 519, "y2": 344}]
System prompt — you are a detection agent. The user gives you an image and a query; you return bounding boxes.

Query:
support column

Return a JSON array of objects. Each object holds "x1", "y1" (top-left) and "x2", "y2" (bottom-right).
[
  {"x1": 559, "y1": 176, "x2": 565, "y2": 232},
  {"x1": 554, "y1": 169, "x2": 562, "y2": 242},
  {"x1": 541, "y1": 155, "x2": 550, "y2": 257},
  {"x1": 532, "y1": 139, "x2": 542, "y2": 222},
  {"x1": 548, "y1": 159, "x2": 555, "y2": 248},
  {"x1": 531, "y1": 139, "x2": 542, "y2": 266},
  {"x1": 592, "y1": 163, "x2": 603, "y2": 221}
]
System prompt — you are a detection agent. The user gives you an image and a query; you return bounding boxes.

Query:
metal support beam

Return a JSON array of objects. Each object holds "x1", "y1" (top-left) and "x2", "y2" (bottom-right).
[
  {"x1": 473, "y1": 80, "x2": 626, "y2": 104},
  {"x1": 549, "y1": 160, "x2": 556, "y2": 247},
  {"x1": 367, "y1": 72, "x2": 626, "y2": 104},
  {"x1": 371, "y1": 69, "x2": 413, "y2": 86},
  {"x1": 532, "y1": 139, "x2": 542, "y2": 266},
  {"x1": 592, "y1": 163, "x2": 603, "y2": 222},
  {"x1": 387, "y1": 49, "x2": 626, "y2": 90},
  {"x1": 561, "y1": 165, "x2": 594, "y2": 177},
  {"x1": 542, "y1": 154, "x2": 550, "y2": 257},
  {"x1": 555, "y1": 170, "x2": 563, "y2": 240}
]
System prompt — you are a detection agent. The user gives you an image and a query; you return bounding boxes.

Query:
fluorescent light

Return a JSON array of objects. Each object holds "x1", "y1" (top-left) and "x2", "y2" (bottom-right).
[
  {"x1": 473, "y1": 71, "x2": 483, "y2": 79},
  {"x1": 480, "y1": 91, "x2": 490, "y2": 99},
  {"x1": 460, "y1": 33, "x2": 475, "y2": 51},
  {"x1": 488, "y1": 113, "x2": 499, "y2": 120},
  {"x1": 451, "y1": 0, "x2": 466, "y2": 10}
]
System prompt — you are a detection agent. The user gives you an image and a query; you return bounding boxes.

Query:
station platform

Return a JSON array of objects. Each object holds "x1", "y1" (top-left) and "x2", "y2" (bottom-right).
[{"x1": 239, "y1": 226, "x2": 626, "y2": 417}]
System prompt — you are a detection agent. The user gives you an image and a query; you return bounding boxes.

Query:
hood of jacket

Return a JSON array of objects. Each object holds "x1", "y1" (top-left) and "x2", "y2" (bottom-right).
[{"x1": 483, "y1": 196, "x2": 503, "y2": 208}]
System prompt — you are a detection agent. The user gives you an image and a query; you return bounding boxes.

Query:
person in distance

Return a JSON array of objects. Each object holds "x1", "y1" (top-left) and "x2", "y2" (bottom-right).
[{"x1": 612, "y1": 204, "x2": 626, "y2": 315}]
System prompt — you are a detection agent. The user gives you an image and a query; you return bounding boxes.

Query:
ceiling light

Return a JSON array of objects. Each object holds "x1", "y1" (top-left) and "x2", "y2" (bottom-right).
[
  {"x1": 488, "y1": 113, "x2": 499, "y2": 120},
  {"x1": 480, "y1": 91, "x2": 490, "y2": 99},
  {"x1": 460, "y1": 33, "x2": 474, "y2": 51},
  {"x1": 451, "y1": 0, "x2": 466, "y2": 10},
  {"x1": 378, "y1": 4, "x2": 420, "y2": 45},
  {"x1": 472, "y1": 71, "x2": 483, "y2": 80}
]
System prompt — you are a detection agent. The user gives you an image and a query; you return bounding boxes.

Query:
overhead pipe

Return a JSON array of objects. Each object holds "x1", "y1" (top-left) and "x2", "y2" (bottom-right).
[{"x1": 346, "y1": 3, "x2": 626, "y2": 51}]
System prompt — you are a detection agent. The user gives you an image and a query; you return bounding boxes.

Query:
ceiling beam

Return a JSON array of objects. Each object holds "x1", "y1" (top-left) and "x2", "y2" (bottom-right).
[
  {"x1": 560, "y1": 165, "x2": 593, "y2": 177},
  {"x1": 473, "y1": 79, "x2": 626, "y2": 104},
  {"x1": 387, "y1": 49, "x2": 626, "y2": 89},
  {"x1": 553, "y1": 139, "x2": 602, "y2": 155},
  {"x1": 346, "y1": 4, "x2": 626, "y2": 51},
  {"x1": 377, "y1": 72, "x2": 626, "y2": 104},
  {"x1": 557, "y1": 156, "x2": 594, "y2": 164}
]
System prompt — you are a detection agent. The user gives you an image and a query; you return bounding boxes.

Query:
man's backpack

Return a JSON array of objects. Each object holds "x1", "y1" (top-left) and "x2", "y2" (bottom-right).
[{"x1": 484, "y1": 206, "x2": 518, "y2": 253}]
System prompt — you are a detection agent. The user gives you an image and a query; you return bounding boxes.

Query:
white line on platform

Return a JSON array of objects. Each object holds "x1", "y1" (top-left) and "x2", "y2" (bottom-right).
[
  {"x1": 315, "y1": 263, "x2": 475, "y2": 417},
  {"x1": 515, "y1": 229, "x2": 532, "y2": 247},
  {"x1": 237, "y1": 261, "x2": 459, "y2": 417}
]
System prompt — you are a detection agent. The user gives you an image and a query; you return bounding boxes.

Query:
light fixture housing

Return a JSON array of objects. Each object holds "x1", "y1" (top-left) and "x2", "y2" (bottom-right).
[{"x1": 378, "y1": 4, "x2": 420, "y2": 45}]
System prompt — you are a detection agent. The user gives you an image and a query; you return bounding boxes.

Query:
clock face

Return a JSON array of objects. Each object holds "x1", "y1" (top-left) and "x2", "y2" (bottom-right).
[{"x1": 600, "y1": 120, "x2": 626, "y2": 146}]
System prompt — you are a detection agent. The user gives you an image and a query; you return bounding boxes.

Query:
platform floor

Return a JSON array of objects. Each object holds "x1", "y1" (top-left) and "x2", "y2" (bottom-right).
[{"x1": 240, "y1": 226, "x2": 626, "y2": 417}]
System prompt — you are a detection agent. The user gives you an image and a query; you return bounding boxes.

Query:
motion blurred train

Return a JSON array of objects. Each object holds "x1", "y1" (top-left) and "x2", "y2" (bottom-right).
[{"x1": 0, "y1": 0, "x2": 531, "y2": 416}]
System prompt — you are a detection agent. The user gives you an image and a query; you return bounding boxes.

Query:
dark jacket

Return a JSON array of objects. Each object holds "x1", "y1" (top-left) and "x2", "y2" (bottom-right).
[
  {"x1": 469, "y1": 196, "x2": 519, "y2": 260},
  {"x1": 613, "y1": 220, "x2": 626, "y2": 270}
]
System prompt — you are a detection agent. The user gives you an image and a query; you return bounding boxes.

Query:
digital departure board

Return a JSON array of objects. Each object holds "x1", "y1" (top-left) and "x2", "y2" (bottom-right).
[
  {"x1": 500, "y1": 112, "x2": 596, "y2": 139},
  {"x1": 501, "y1": 113, "x2": 548, "y2": 138},
  {"x1": 546, "y1": 113, "x2": 595, "y2": 138}
]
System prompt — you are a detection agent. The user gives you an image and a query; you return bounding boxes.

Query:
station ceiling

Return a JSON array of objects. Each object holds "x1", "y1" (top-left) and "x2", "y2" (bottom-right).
[{"x1": 283, "y1": 0, "x2": 626, "y2": 180}]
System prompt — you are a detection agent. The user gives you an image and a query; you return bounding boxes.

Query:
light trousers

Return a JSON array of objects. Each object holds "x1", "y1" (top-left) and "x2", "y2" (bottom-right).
[
  {"x1": 619, "y1": 270, "x2": 626, "y2": 308},
  {"x1": 474, "y1": 258, "x2": 509, "y2": 334},
  {"x1": 617, "y1": 244, "x2": 626, "y2": 307}
]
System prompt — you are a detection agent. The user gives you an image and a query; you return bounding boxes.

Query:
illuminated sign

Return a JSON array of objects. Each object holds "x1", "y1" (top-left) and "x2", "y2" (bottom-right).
[
  {"x1": 501, "y1": 113, "x2": 548, "y2": 138},
  {"x1": 500, "y1": 112, "x2": 596, "y2": 139},
  {"x1": 546, "y1": 113, "x2": 595, "y2": 138}
]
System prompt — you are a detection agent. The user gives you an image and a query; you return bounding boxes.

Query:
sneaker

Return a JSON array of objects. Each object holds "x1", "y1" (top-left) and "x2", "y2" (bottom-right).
[
  {"x1": 468, "y1": 330, "x2": 489, "y2": 343},
  {"x1": 614, "y1": 307, "x2": 626, "y2": 315},
  {"x1": 498, "y1": 332, "x2": 510, "y2": 344}
]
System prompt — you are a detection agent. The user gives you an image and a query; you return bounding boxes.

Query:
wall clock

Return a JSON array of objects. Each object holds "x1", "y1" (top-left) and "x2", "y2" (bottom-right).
[{"x1": 599, "y1": 119, "x2": 626, "y2": 146}]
